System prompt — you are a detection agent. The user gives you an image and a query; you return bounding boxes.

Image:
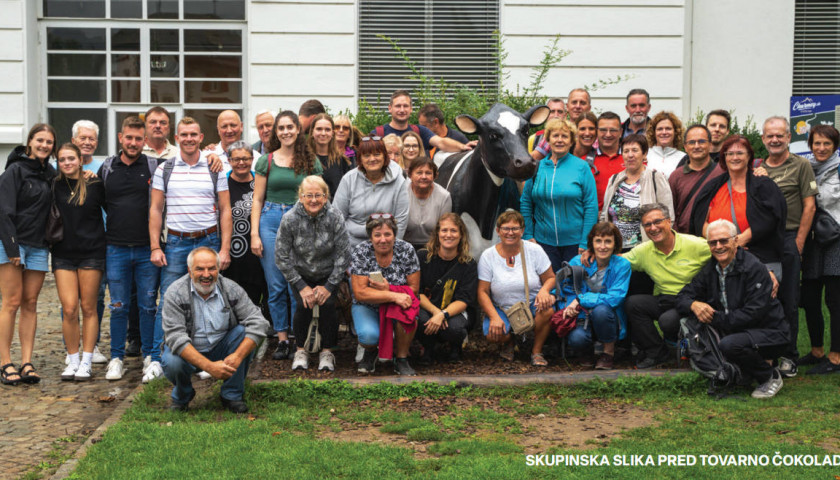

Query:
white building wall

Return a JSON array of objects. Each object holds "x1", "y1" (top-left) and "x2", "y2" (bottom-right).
[
  {"x1": 501, "y1": 0, "x2": 687, "y2": 117},
  {"x1": 689, "y1": 0, "x2": 796, "y2": 126},
  {"x1": 0, "y1": 1, "x2": 35, "y2": 167}
]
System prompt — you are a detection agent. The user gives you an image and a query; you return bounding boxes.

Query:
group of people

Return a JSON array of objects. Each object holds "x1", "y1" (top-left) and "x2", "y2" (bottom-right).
[{"x1": 0, "y1": 86, "x2": 837, "y2": 411}]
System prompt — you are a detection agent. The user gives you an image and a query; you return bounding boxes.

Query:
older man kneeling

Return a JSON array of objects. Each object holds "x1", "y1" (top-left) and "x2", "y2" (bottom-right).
[
  {"x1": 162, "y1": 247, "x2": 270, "y2": 412},
  {"x1": 676, "y1": 219, "x2": 790, "y2": 399}
]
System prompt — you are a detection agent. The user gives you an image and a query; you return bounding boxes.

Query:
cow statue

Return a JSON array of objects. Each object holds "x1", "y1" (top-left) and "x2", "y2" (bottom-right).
[{"x1": 434, "y1": 103, "x2": 550, "y2": 254}]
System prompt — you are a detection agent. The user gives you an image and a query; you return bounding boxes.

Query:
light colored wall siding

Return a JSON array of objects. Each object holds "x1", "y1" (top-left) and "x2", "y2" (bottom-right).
[
  {"x1": 0, "y1": 1, "x2": 29, "y2": 165},
  {"x1": 501, "y1": 0, "x2": 687, "y2": 117},
  {"x1": 689, "y1": 0, "x2": 795, "y2": 125},
  {"x1": 246, "y1": 0, "x2": 357, "y2": 138}
]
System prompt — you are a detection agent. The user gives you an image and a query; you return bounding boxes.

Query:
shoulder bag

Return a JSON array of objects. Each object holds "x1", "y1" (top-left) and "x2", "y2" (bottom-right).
[
  {"x1": 45, "y1": 180, "x2": 63, "y2": 246},
  {"x1": 505, "y1": 243, "x2": 535, "y2": 335}
]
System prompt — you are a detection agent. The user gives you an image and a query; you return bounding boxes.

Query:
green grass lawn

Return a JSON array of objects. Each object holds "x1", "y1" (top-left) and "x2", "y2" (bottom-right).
[{"x1": 67, "y1": 312, "x2": 840, "y2": 480}]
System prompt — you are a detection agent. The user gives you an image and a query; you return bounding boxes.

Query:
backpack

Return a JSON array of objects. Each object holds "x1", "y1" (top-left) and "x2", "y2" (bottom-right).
[
  {"x1": 551, "y1": 261, "x2": 589, "y2": 337},
  {"x1": 679, "y1": 317, "x2": 743, "y2": 395}
]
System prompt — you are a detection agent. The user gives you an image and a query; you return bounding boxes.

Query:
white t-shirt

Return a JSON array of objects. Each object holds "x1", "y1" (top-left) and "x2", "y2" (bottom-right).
[
  {"x1": 152, "y1": 152, "x2": 229, "y2": 233},
  {"x1": 477, "y1": 241, "x2": 553, "y2": 311}
]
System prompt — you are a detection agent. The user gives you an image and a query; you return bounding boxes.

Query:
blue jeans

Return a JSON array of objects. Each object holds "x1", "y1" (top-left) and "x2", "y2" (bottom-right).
[
  {"x1": 162, "y1": 324, "x2": 252, "y2": 405},
  {"x1": 106, "y1": 245, "x2": 160, "y2": 360},
  {"x1": 567, "y1": 304, "x2": 619, "y2": 352},
  {"x1": 258, "y1": 202, "x2": 296, "y2": 333},
  {"x1": 352, "y1": 303, "x2": 381, "y2": 346},
  {"x1": 482, "y1": 305, "x2": 537, "y2": 336},
  {"x1": 153, "y1": 232, "x2": 220, "y2": 362},
  {"x1": 537, "y1": 242, "x2": 578, "y2": 273}
]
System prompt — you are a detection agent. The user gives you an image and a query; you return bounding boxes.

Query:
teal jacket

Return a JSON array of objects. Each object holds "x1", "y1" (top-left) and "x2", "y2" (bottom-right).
[
  {"x1": 520, "y1": 153, "x2": 598, "y2": 249},
  {"x1": 557, "y1": 254, "x2": 631, "y2": 340}
]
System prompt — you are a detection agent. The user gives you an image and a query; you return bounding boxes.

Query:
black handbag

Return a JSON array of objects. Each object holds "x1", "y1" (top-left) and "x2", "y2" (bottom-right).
[
  {"x1": 812, "y1": 207, "x2": 840, "y2": 246},
  {"x1": 45, "y1": 181, "x2": 63, "y2": 245}
]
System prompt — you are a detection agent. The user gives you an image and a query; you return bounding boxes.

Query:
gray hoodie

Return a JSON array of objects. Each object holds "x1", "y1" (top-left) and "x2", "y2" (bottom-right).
[
  {"x1": 333, "y1": 160, "x2": 409, "y2": 247},
  {"x1": 162, "y1": 274, "x2": 270, "y2": 356},
  {"x1": 275, "y1": 201, "x2": 350, "y2": 293}
]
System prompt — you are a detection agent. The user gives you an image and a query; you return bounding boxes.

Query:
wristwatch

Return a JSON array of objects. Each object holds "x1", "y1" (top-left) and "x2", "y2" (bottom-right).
[{"x1": 442, "y1": 310, "x2": 450, "y2": 320}]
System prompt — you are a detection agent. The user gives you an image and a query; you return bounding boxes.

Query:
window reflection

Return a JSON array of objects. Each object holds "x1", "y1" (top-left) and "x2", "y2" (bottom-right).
[{"x1": 185, "y1": 81, "x2": 241, "y2": 103}]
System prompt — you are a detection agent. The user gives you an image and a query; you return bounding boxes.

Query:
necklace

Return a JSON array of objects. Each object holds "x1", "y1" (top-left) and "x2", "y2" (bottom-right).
[{"x1": 64, "y1": 176, "x2": 75, "y2": 197}]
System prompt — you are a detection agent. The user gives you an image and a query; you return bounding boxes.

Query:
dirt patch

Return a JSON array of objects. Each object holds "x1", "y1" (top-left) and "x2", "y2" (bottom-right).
[{"x1": 317, "y1": 396, "x2": 656, "y2": 457}]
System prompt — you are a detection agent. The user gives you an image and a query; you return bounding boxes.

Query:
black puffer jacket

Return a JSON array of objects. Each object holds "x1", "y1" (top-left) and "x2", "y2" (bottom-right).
[
  {"x1": 0, "y1": 146, "x2": 57, "y2": 257},
  {"x1": 676, "y1": 248, "x2": 789, "y2": 348}
]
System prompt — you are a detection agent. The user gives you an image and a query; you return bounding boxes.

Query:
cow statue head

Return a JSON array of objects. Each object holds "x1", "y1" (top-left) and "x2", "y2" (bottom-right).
[{"x1": 454, "y1": 103, "x2": 550, "y2": 181}]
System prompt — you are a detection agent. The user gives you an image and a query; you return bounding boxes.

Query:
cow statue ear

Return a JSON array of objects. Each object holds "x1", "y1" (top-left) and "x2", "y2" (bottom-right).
[
  {"x1": 523, "y1": 105, "x2": 550, "y2": 126},
  {"x1": 455, "y1": 115, "x2": 481, "y2": 135}
]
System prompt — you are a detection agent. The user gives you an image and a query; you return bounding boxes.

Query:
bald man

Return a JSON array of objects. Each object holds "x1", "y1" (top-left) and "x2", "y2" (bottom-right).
[
  {"x1": 567, "y1": 88, "x2": 592, "y2": 123},
  {"x1": 209, "y1": 110, "x2": 260, "y2": 168}
]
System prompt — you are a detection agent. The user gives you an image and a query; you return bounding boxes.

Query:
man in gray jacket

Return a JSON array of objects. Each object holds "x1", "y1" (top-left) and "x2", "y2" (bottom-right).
[{"x1": 161, "y1": 247, "x2": 270, "y2": 413}]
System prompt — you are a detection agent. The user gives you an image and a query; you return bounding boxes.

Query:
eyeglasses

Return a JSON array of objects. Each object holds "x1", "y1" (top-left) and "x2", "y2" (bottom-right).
[
  {"x1": 686, "y1": 139, "x2": 709, "y2": 146},
  {"x1": 361, "y1": 136, "x2": 382, "y2": 142},
  {"x1": 707, "y1": 236, "x2": 735, "y2": 247},
  {"x1": 335, "y1": 125, "x2": 351, "y2": 131},
  {"x1": 369, "y1": 213, "x2": 394, "y2": 220},
  {"x1": 499, "y1": 226, "x2": 522, "y2": 233},
  {"x1": 598, "y1": 128, "x2": 621, "y2": 135},
  {"x1": 403, "y1": 144, "x2": 419, "y2": 150},
  {"x1": 301, "y1": 193, "x2": 326, "y2": 200},
  {"x1": 641, "y1": 218, "x2": 668, "y2": 229},
  {"x1": 725, "y1": 151, "x2": 748, "y2": 158},
  {"x1": 229, "y1": 156, "x2": 252, "y2": 164}
]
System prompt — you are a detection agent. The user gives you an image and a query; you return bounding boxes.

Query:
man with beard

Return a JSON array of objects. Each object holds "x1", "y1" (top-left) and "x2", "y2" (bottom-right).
[
  {"x1": 98, "y1": 116, "x2": 162, "y2": 381},
  {"x1": 161, "y1": 247, "x2": 269, "y2": 413},
  {"x1": 669, "y1": 125, "x2": 724, "y2": 233},
  {"x1": 622, "y1": 89, "x2": 652, "y2": 138},
  {"x1": 705, "y1": 109, "x2": 731, "y2": 163},
  {"x1": 623, "y1": 203, "x2": 711, "y2": 369},
  {"x1": 676, "y1": 219, "x2": 789, "y2": 398},
  {"x1": 756, "y1": 116, "x2": 818, "y2": 378}
]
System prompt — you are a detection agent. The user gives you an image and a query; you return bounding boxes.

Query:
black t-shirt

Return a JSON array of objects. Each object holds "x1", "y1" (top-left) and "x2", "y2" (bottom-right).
[
  {"x1": 419, "y1": 249, "x2": 478, "y2": 309},
  {"x1": 319, "y1": 154, "x2": 355, "y2": 201},
  {"x1": 52, "y1": 178, "x2": 106, "y2": 260},
  {"x1": 226, "y1": 176, "x2": 265, "y2": 284},
  {"x1": 443, "y1": 126, "x2": 468, "y2": 144},
  {"x1": 99, "y1": 155, "x2": 154, "y2": 246}
]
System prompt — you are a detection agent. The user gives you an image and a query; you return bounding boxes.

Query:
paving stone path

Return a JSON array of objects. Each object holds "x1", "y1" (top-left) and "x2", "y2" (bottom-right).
[{"x1": 0, "y1": 274, "x2": 143, "y2": 480}]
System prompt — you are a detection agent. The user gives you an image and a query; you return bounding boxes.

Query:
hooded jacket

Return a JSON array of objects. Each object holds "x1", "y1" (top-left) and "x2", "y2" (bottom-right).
[
  {"x1": 275, "y1": 201, "x2": 350, "y2": 293},
  {"x1": 646, "y1": 146, "x2": 687, "y2": 178},
  {"x1": 333, "y1": 160, "x2": 409, "y2": 248},
  {"x1": 0, "y1": 146, "x2": 57, "y2": 257}
]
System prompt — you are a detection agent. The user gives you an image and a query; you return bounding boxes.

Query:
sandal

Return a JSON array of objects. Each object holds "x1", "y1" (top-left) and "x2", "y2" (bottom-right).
[
  {"x1": 19, "y1": 362, "x2": 41, "y2": 384},
  {"x1": 499, "y1": 343, "x2": 515, "y2": 362},
  {"x1": 530, "y1": 353, "x2": 548, "y2": 367},
  {"x1": 1, "y1": 363, "x2": 21, "y2": 385}
]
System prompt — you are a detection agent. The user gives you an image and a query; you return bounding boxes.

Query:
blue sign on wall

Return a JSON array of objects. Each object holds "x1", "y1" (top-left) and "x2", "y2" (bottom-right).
[{"x1": 790, "y1": 95, "x2": 840, "y2": 157}]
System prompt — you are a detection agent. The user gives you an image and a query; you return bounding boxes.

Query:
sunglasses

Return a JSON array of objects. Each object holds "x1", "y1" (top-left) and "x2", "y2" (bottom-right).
[
  {"x1": 335, "y1": 125, "x2": 351, "y2": 131},
  {"x1": 707, "y1": 236, "x2": 735, "y2": 247},
  {"x1": 361, "y1": 136, "x2": 382, "y2": 142},
  {"x1": 369, "y1": 213, "x2": 394, "y2": 220}
]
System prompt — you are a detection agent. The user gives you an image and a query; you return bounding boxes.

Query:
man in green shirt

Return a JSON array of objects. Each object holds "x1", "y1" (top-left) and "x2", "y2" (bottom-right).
[
  {"x1": 624, "y1": 203, "x2": 711, "y2": 368},
  {"x1": 757, "y1": 116, "x2": 818, "y2": 377}
]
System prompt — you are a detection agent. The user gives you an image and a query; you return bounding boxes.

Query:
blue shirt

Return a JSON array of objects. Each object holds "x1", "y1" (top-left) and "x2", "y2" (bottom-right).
[
  {"x1": 190, "y1": 282, "x2": 230, "y2": 352},
  {"x1": 371, "y1": 124, "x2": 436, "y2": 152}
]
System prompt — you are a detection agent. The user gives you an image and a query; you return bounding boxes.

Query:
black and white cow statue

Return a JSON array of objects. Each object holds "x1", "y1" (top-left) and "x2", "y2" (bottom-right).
[{"x1": 434, "y1": 103, "x2": 550, "y2": 253}]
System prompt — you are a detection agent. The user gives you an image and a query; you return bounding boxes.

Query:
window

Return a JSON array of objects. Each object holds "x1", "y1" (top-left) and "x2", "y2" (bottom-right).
[
  {"x1": 793, "y1": 0, "x2": 840, "y2": 95},
  {"x1": 358, "y1": 0, "x2": 500, "y2": 109},
  {"x1": 42, "y1": 0, "x2": 245, "y2": 155}
]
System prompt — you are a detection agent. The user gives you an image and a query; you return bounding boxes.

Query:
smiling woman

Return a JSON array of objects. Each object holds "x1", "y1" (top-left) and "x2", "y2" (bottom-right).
[{"x1": 404, "y1": 157, "x2": 452, "y2": 250}]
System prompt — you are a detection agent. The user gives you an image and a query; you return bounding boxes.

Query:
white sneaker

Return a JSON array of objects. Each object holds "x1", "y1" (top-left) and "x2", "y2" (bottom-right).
[
  {"x1": 142, "y1": 360, "x2": 163, "y2": 383},
  {"x1": 197, "y1": 371, "x2": 212, "y2": 380},
  {"x1": 74, "y1": 362, "x2": 92, "y2": 381},
  {"x1": 752, "y1": 368, "x2": 784, "y2": 399},
  {"x1": 65, "y1": 354, "x2": 71, "y2": 366},
  {"x1": 61, "y1": 363, "x2": 78, "y2": 381},
  {"x1": 105, "y1": 358, "x2": 125, "y2": 380},
  {"x1": 355, "y1": 344, "x2": 365, "y2": 363},
  {"x1": 92, "y1": 346, "x2": 108, "y2": 364},
  {"x1": 292, "y1": 350, "x2": 309, "y2": 371},
  {"x1": 318, "y1": 351, "x2": 335, "y2": 372},
  {"x1": 143, "y1": 355, "x2": 151, "y2": 372}
]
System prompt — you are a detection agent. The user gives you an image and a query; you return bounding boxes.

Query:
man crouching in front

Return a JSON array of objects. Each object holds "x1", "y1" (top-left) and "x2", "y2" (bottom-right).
[{"x1": 162, "y1": 246, "x2": 270, "y2": 413}]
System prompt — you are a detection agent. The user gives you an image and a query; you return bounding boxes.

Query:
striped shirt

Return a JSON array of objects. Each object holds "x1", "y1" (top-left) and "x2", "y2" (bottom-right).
[{"x1": 152, "y1": 152, "x2": 229, "y2": 233}]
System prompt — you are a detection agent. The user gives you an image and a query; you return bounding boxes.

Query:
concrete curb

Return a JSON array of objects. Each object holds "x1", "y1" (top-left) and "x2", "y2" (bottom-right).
[
  {"x1": 252, "y1": 368, "x2": 687, "y2": 387},
  {"x1": 49, "y1": 383, "x2": 146, "y2": 480}
]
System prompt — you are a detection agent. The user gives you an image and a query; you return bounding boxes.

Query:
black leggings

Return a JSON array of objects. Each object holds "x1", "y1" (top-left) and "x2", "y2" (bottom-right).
[
  {"x1": 800, "y1": 276, "x2": 840, "y2": 353},
  {"x1": 291, "y1": 278, "x2": 338, "y2": 350}
]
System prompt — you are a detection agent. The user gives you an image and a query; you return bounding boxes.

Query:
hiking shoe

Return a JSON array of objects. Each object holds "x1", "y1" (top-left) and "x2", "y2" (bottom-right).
[
  {"x1": 220, "y1": 396, "x2": 249, "y2": 414},
  {"x1": 61, "y1": 362, "x2": 78, "y2": 381},
  {"x1": 579, "y1": 355, "x2": 597, "y2": 368},
  {"x1": 125, "y1": 337, "x2": 141, "y2": 357},
  {"x1": 92, "y1": 346, "x2": 108, "y2": 364},
  {"x1": 394, "y1": 357, "x2": 416, "y2": 376},
  {"x1": 595, "y1": 353, "x2": 614, "y2": 370},
  {"x1": 357, "y1": 348, "x2": 378, "y2": 373},
  {"x1": 796, "y1": 352, "x2": 825, "y2": 366},
  {"x1": 292, "y1": 350, "x2": 309, "y2": 371},
  {"x1": 751, "y1": 369, "x2": 783, "y2": 399},
  {"x1": 105, "y1": 358, "x2": 125, "y2": 381},
  {"x1": 636, "y1": 349, "x2": 671, "y2": 369},
  {"x1": 806, "y1": 360, "x2": 840, "y2": 375},
  {"x1": 499, "y1": 342, "x2": 515, "y2": 362},
  {"x1": 272, "y1": 341, "x2": 291, "y2": 360},
  {"x1": 778, "y1": 357, "x2": 798, "y2": 378},
  {"x1": 74, "y1": 361, "x2": 93, "y2": 381},
  {"x1": 318, "y1": 351, "x2": 335, "y2": 372},
  {"x1": 142, "y1": 361, "x2": 163, "y2": 383}
]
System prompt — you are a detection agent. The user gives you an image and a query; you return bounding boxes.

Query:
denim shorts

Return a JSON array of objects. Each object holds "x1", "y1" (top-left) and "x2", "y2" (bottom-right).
[
  {"x1": 52, "y1": 257, "x2": 106, "y2": 272},
  {"x1": 483, "y1": 305, "x2": 537, "y2": 336},
  {"x1": 0, "y1": 244, "x2": 49, "y2": 272}
]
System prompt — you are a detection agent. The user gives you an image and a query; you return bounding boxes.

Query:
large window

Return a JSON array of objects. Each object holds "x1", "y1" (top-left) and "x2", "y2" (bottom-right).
[
  {"x1": 358, "y1": 0, "x2": 500, "y2": 109},
  {"x1": 793, "y1": 0, "x2": 840, "y2": 95},
  {"x1": 42, "y1": 0, "x2": 245, "y2": 155}
]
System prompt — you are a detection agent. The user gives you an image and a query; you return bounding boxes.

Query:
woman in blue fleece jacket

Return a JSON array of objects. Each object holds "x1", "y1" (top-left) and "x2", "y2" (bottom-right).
[{"x1": 521, "y1": 117, "x2": 598, "y2": 272}]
